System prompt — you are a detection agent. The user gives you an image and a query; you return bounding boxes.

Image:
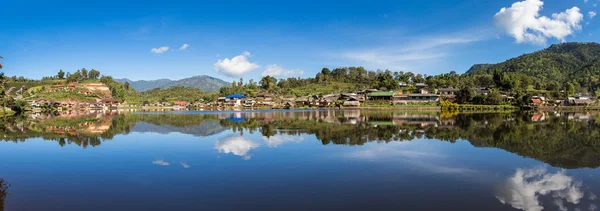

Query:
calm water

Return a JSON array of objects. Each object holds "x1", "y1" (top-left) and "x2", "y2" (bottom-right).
[{"x1": 1, "y1": 110, "x2": 600, "y2": 211}]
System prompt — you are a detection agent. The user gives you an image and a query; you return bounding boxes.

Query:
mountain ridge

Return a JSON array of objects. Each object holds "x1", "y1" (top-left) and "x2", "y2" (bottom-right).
[{"x1": 116, "y1": 75, "x2": 229, "y2": 92}]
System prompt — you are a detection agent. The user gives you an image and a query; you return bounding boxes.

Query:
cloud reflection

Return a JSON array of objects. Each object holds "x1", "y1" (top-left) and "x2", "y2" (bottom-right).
[
  {"x1": 152, "y1": 159, "x2": 170, "y2": 166},
  {"x1": 215, "y1": 135, "x2": 260, "y2": 160},
  {"x1": 495, "y1": 167, "x2": 594, "y2": 211},
  {"x1": 180, "y1": 162, "x2": 191, "y2": 169},
  {"x1": 262, "y1": 134, "x2": 304, "y2": 148}
]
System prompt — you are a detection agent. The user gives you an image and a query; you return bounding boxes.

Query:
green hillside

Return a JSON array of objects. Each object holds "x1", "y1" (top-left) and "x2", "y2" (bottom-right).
[{"x1": 466, "y1": 42, "x2": 600, "y2": 95}]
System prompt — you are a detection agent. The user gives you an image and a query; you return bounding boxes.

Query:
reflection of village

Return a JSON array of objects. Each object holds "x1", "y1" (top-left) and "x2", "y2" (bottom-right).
[
  {"x1": 530, "y1": 111, "x2": 594, "y2": 122},
  {"x1": 11, "y1": 110, "x2": 123, "y2": 136},
  {"x1": 11, "y1": 110, "x2": 599, "y2": 136}
]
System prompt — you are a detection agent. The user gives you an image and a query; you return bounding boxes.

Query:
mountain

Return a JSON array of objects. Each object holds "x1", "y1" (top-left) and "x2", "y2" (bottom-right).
[
  {"x1": 465, "y1": 42, "x2": 600, "y2": 92},
  {"x1": 116, "y1": 75, "x2": 230, "y2": 92}
]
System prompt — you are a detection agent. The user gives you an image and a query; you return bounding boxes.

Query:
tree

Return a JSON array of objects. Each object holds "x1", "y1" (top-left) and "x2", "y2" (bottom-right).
[
  {"x1": 0, "y1": 55, "x2": 3, "y2": 69},
  {"x1": 89, "y1": 69, "x2": 100, "y2": 79},
  {"x1": 259, "y1": 76, "x2": 277, "y2": 90},
  {"x1": 321, "y1": 68, "x2": 331, "y2": 75},
  {"x1": 124, "y1": 81, "x2": 131, "y2": 90},
  {"x1": 566, "y1": 82, "x2": 576, "y2": 97},
  {"x1": 81, "y1": 68, "x2": 88, "y2": 79},
  {"x1": 57, "y1": 69, "x2": 65, "y2": 79}
]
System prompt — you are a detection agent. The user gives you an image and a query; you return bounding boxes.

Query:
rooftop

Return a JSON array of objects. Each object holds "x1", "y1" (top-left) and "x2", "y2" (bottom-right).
[{"x1": 367, "y1": 92, "x2": 394, "y2": 97}]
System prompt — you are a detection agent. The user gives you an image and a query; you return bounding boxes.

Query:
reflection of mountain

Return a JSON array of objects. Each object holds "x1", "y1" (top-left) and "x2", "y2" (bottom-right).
[
  {"x1": 132, "y1": 121, "x2": 225, "y2": 137},
  {"x1": 495, "y1": 167, "x2": 596, "y2": 211}
]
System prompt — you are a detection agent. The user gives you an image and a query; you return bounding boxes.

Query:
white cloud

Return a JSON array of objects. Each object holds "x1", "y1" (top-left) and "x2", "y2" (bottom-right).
[
  {"x1": 261, "y1": 64, "x2": 304, "y2": 78},
  {"x1": 214, "y1": 51, "x2": 260, "y2": 77},
  {"x1": 152, "y1": 159, "x2": 170, "y2": 166},
  {"x1": 339, "y1": 35, "x2": 481, "y2": 71},
  {"x1": 215, "y1": 135, "x2": 260, "y2": 160},
  {"x1": 493, "y1": 0, "x2": 584, "y2": 44},
  {"x1": 179, "y1": 44, "x2": 190, "y2": 50},
  {"x1": 495, "y1": 167, "x2": 586, "y2": 211},
  {"x1": 151, "y1": 46, "x2": 169, "y2": 54},
  {"x1": 590, "y1": 11, "x2": 597, "y2": 19},
  {"x1": 262, "y1": 134, "x2": 304, "y2": 148}
]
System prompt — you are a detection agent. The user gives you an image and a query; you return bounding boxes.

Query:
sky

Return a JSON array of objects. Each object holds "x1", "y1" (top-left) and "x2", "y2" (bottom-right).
[{"x1": 1, "y1": 0, "x2": 599, "y2": 82}]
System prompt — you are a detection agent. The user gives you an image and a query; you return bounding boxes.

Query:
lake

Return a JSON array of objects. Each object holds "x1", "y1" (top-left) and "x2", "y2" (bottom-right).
[{"x1": 1, "y1": 110, "x2": 599, "y2": 211}]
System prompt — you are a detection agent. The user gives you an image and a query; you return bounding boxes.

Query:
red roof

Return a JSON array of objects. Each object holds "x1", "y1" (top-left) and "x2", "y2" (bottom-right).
[
  {"x1": 174, "y1": 101, "x2": 188, "y2": 105},
  {"x1": 531, "y1": 99, "x2": 542, "y2": 104}
]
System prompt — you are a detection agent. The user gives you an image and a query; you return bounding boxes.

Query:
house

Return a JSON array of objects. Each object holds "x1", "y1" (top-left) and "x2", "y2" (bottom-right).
[
  {"x1": 531, "y1": 96, "x2": 546, "y2": 106},
  {"x1": 173, "y1": 101, "x2": 188, "y2": 109},
  {"x1": 282, "y1": 98, "x2": 296, "y2": 102},
  {"x1": 398, "y1": 81, "x2": 409, "y2": 87},
  {"x1": 101, "y1": 98, "x2": 120, "y2": 109},
  {"x1": 226, "y1": 94, "x2": 247, "y2": 106},
  {"x1": 343, "y1": 97, "x2": 360, "y2": 107},
  {"x1": 244, "y1": 99, "x2": 255, "y2": 107},
  {"x1": 476, "y1": 88, "x2": 490, "y2": 95},
  {"x1": 419, "y1": 87, "x2": 432, "y2": 94},
  {"x1": 392, "y1": 95, "x2": 409, "y2": 105},
  {"x1": 367, "y1": 92, "x2": 394, "y2": 101},
  {"x1": 341, "y1": 93, "x2": 358, "y2": 100},
  {"x1": 407, "y1": 94, "x2": 440, "y2": 102},
  {"x1": 564, "y1": 96, "x2": 595, "y2": 106},
  {"x1": 530, "y1": 99, "x2": 544, "y2": 106},
  {"x1": 415, "y1": 83, "x2": 428, "y2": 89},
  {"x1": 284, "y1": 101, "x2": 295, "y2": 109},
  {"x1": 295, "y1": 97, "x2": 310, "y2": 106},
  {"x1": 438, "y1": 88, "x2": 459, "y2": 96}
]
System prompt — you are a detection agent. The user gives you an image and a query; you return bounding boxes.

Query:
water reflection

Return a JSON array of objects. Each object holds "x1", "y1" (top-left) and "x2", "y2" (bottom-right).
[
  {"x1": 262, "y1": 134, "x2": 304, "y2": 148},
  {"x1": 215, "y1": 135, "x2": 260, "y2": 160},
  {"x1": 496, "y1": 167, "x2": 597, "y2": 211},
  {"x1": 2, "y1": 111, "x2": 600, "y2": 210},
  {"x1": 1, "y1": 111, "x2": 600, "y2": 169}
]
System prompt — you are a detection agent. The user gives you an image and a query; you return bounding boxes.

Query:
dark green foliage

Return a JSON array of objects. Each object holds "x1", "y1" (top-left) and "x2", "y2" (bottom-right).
[{"x1": 466, "y1": 42, "x2": 600, "y2": 95}]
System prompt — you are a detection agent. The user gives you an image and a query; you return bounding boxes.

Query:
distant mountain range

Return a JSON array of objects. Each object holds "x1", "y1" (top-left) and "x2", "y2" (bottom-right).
[{"x1": 116, "y1": 75, "x2": 229, "y2": 92}]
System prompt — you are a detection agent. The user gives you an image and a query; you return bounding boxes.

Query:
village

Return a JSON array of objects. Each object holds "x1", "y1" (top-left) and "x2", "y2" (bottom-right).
[{"x1": 21, "y1": 81, "x2": 598, "y2": 112}]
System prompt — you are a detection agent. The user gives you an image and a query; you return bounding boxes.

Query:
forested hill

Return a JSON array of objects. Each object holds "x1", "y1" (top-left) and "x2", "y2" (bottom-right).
[
  {"x1": 465, "y1": 42, "x2": 600, "y2": 93},
  {"x1": 116, "y1": 75, "x2": 229, "y2": 92}
]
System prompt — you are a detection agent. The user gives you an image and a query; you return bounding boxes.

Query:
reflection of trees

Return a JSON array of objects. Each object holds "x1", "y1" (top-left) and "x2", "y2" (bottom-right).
[
  {"x1": 220, "y1": 112, "x2": 600, "y2": 169},
  {"x1": 0, "y1": 178, "x2": 8, "y2": 211}
]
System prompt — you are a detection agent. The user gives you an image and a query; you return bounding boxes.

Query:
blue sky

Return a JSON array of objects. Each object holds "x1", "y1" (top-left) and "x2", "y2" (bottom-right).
[{"x1": 1, "y1": 0, "x2": 599, "y2": 82}]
